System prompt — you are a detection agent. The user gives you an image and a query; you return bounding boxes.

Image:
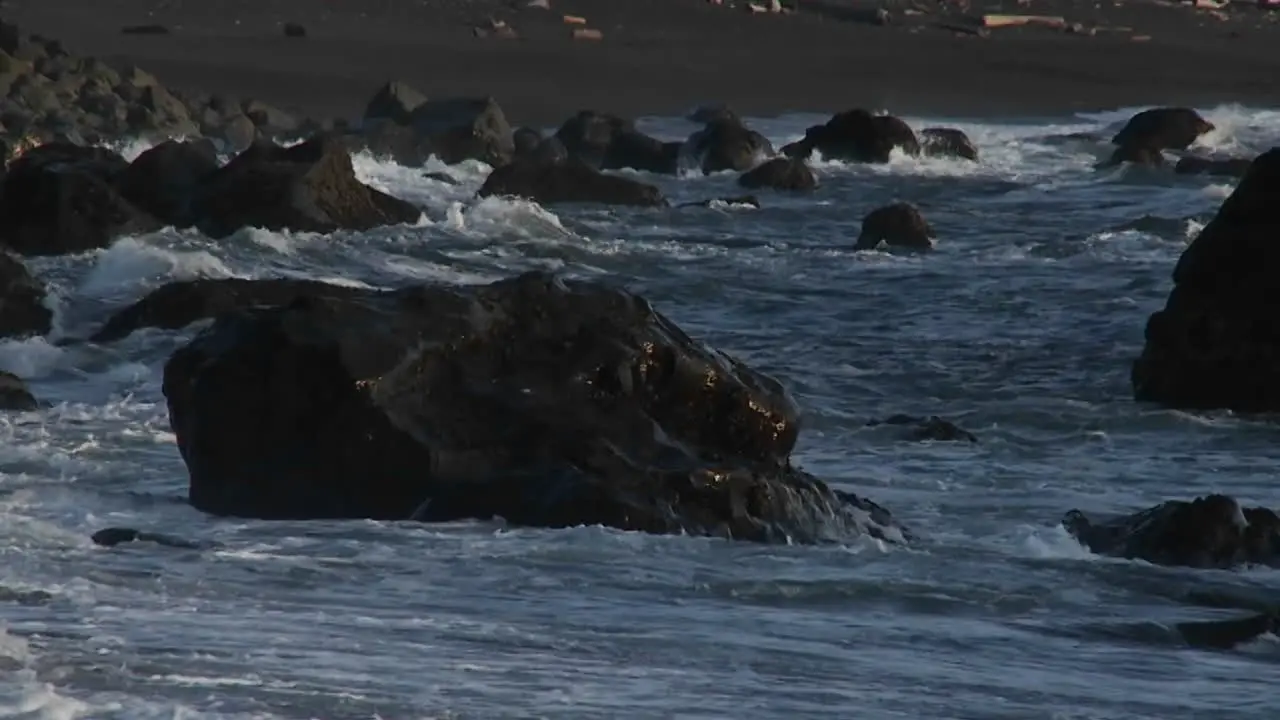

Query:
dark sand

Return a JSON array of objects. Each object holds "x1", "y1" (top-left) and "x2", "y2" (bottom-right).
[{"x1": 7, "y1": 0, "x2": 1280, "y2": 126}]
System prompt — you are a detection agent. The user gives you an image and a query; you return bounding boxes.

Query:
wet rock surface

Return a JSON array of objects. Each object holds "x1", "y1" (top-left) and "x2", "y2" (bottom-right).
[{"x1": 161, "y1": 271, "x2": 907, "y2": 544}]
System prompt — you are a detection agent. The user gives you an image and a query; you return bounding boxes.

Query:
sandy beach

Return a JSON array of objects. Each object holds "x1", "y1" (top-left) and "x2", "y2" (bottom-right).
[{"x1": 5, "y1": 0, "x2": 1280, "y2": 126}]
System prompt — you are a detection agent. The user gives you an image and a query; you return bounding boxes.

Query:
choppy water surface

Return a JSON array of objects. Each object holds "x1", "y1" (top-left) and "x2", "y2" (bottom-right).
[{"x1": 3, "y1": 106, "x2": 1279, "y2": 719}]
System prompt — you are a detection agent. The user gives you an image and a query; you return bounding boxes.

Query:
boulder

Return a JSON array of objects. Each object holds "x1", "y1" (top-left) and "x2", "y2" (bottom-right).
[
  {"x1": 91, "y1": 277, "x2": 374, "y2": 343},
  {"x1": 783, "y1": 109, "x2": 920, "y2": 164},
  {"x1": 0, "y1": 141, "x2": 161, "y2": 255},
  {"x1": 185, "y1": 133, "x2": 422, "y2": 239},
  {"x1": 1174, "y1": 155, "x2": 1252, "y2": 179},
  {"x1": 738, "y1": 157, "x2": 816, "y2": 191},
  {"x1": 115, "y1": 138, "x2": 220, "y2": 226},
  {"x1": 478, "y1": 156, "x2": 667, "y2": 207},
  {"x1": 864, "y1": 414, "x2": 977, "y2": 442},
  {"x1": 1131, "y1": 149, "x2": 1280, "y2": 410},
  {"x1": 409, "y1": 96, "x2": 513, "y2": 166},
  {"x1": 512, "y1": 126, "x2": 544, "y2": 158},
  {"x1": 920, "y1": 127, "x2": 978, "y2": 161},
  {"x1": 363, "y1": 81, "x2": 428, "y2": 125},
  {"x1": 1063, "y1": 494, "x2": 1279, "y2": 569},
  {"x1": 0, "y1": 370, "x2": 37, "y2": 411},
  {"x1": 161, "y1": 271, "x2": 907, "y2": 544},
  {"x1": 553, "y1": 110, "x2": 679, "y2": 174},
  {"x1": 91, "y1": 527, "x2": 218, "y2": 549},
  {"x1": 685, "y1": 118, "x2": 773, "y2": 174},
  {"x1": 1112, "y1": 107, "x2": 1214, "y2": 152},
  {"x1": 0, "y1": 251, "x2": 52, "y2": 338},
  {"x1": 855, "y1": 203, "x2": 934, "y2": 251}
]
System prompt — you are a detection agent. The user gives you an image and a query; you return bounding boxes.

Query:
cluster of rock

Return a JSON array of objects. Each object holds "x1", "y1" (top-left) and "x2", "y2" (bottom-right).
[
  {"x1": 1104, "y1": 107, "x2": 1254, "y2": 177},
  {"x1": 0, "y1": 20, "x2": 316, "y2": 153}
]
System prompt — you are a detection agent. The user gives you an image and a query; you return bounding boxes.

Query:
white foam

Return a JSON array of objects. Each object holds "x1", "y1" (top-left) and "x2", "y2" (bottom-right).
[
  {"x1": 79, "y1": 237, "x2": 238, "y2": 299},
  {"x1": 0, "y1": 336, "x2": 64, "y2": 379}
]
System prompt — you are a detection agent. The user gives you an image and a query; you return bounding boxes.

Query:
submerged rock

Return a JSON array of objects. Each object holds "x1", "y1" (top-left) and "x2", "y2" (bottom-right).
[
  {"x1": 855, "y1": 203, "x2": 934, "y2": 251},
  {"x1": 161, "y1": 271, "x2": 907, "y2": 544},
  {"x1": 783, "y1": 109, "x2": 919, "y2": 164},
  {"x1": 0, "y1": 370, "x2": 37, "y2": 411},
  {"x1": 0, "y1": 252, "x2": 53, "y2": 338},
  {"x1": 1062, "y1": 494, "x2": 1280, "y2": 569},
  {"x1": 1174, "y1": 155, "x2": 1253, "y2": 179},
  {"x1": 1175, "y1": 612, "x2": 1277, "y2": 650},
  {"x1": 1131, "y1": 150, "x2": 1280, "y2": 410},
  {"x1": 865, "y1": 414, "x2": 977, "y2": 442},
  {"x1": 478, "y1": 156, "x2": 667, "y2": 207},
  {"x1": 91, "y1": 277, "x2": 374, "y2": 343},
  {"x1": 920, "y1": 127, "x2": 978, "y2": 161},
  {"x1": 91, "y1": 527, "x2": 217, "y2": 549}
]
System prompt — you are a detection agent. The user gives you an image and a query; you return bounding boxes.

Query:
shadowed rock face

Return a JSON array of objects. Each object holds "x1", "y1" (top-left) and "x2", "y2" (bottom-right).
[
  {"x1": 161, "y1": 271, "x2": 907, "y2": 544},
  {"x1": 782, "y1": 109, "x2": 919, "y2": 164},
  {"x1": 1063, "y1": 494, "x2": 1280, "y2": 569},
  {"x1": 1112, "y1": 107, "x2": 1214, "y2": 153},
  {"x1": 1131, "y1": 149, "x2": 1280, "y2": 411}
]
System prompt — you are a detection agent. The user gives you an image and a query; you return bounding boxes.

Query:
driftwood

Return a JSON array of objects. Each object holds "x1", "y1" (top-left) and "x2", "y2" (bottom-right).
[{"x1": 981, "y1": 13, "x2": 1067, "y2": 28}]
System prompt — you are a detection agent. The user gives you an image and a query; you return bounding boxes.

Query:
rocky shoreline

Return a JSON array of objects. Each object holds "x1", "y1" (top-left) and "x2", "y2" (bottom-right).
[{"x1": 1, "y1": 17, "x2": 1278, "y2": 651}]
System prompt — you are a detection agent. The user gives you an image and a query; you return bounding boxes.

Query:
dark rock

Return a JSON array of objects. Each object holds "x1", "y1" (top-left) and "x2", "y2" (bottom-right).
[
  {"x1": 1176, "y1": 612, "x2": 1277, "y2": 650},
  {"x1": 186, "y1": 133, "x2": 422, "y2": 239},
  {"x1": 478, "y1": 156, "x2": 667, "y2": 207},
  {"x1": 283, "y1": 23, "x2": 308, "y2": 38},
  {"x1": 1131, "y1": 150, "x2": 1280, "y2": 411},
  {"x1": 0, "y1": 370, "x2": 37, "y2": 411},
  {"x1": 349, "y1": 118, "x2": 432, "y2": 166},
  {"x1": 738, "y1": 157, "x2": 816, "y2": 191},
  {"x1": 92, "y1": 277, "x2": 373, "y2": 343},
  {"x1": 162, "y1": 271, "x2": 908, "y2": 544},
  {"x1": 0, "y1": 142, "x2": 161, "y2": 256},
  {"x1": 920, "y1": 127, "x2": 978, "y2": 161},
  {"x1": 91, "y1": 527, "x2": 216, "y2": 549},
  {"x1": 220, "y1": 114, "x2": 259, "y2": 151},
  {"x1": 243, "y1": 100, "x2": 298, "y2": 135},
  {"x1": 1174, "y1": 155, "x2": 1253, "y2": 179},
  {"x1": 855, "y1": 203, "x2": 934, "y2": 251},
  {"x1": 686, "y1": 118, "x2": 773, "y2": 174},
  {"x1": 116, "y1": 138, "x2": 220, "y2": 226},
  {"x1": 865, "y1": 414, "x2": 977, "y2": 442},
  {"x1": 1062, "y1": 494, "x2": 1279, "y2": 569},
  {"x1": 120, "y1": 25, "x2": 171, "y2": 35},
  {"x1": 783, "y1": 109, "x2": 920, "y2": 164},
  {"x1": 687, "y1": 104, "x2": 739, "y2": 125},
  {"x1": 1103, "y1": 143, "x2": 1165, "y2": 168},
  {"x1": 1112, "y1": 107, "x2": 1214, "y2": 152},
  {"x1": 553, "y1": 111, "x2": 678, "y2": 174},
  {"x1": 409, "y1": 97, "x2": 514, "y2": 166},
  {"x1": 363, "y1": 81, "x2": 428, "y2": 126},
  {"x1": 512, "y1": 126, "x2": 544, "y2": 157},
  {"x1": 0, "y1": 252, "x2": 52, "y2": 338},
  {"x1": 422, "y1": 170, "x2": 460, "y2": 185}
]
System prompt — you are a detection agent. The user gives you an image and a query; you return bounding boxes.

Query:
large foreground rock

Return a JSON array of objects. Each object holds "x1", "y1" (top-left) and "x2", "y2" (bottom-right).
[
  {"x1": 0, "y1": 252, "x2": 52, "y2": 337},
  {"x1": 161, "y1": 272, "x2": 906, "y2": 544},
  {"x1": 554, "y1": 111, "x2": 680, "y2": 174},
  {"x1": 1063, "y1": 495, "x2": 1279, "y2": 569},
  {"x1": 1132, "y1": 149, "x2": 1280, "y2": 410},
  {"x1": 187, "y1": 134, "x2": 422, "y2": 238}
]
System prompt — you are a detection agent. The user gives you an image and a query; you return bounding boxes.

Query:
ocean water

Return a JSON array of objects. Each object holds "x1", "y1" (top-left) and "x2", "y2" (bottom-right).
[{"x1": 2, "y1": 105, "x2": 1279, "y2": 720}]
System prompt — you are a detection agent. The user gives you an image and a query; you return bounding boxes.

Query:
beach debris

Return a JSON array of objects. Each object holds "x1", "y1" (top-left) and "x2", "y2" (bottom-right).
[
  {"x1": 981, "y1": 14, "x2": 1067, "y2": 29},
  {"x1": 474, "y1": 17, "x2": 518, "y2": 39},
  {"x1": 120, "y1": 24, "x2": 171, "y2": 35},
  {"x1": 282, "y1": 23, "x2": 307, "y2": 38},
  {"x1": 1131, "y1": 34, "x2": 1152, "y2": 40},
  {"x1": 562, "y1": 14, "x2": 587, "y2": 24},
  {"x1": 571, "y1": 27, "x2": 603, "y2": 40},
  {"x1": 525, "y1": 0, "x2": 551, "y2": 8}
]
